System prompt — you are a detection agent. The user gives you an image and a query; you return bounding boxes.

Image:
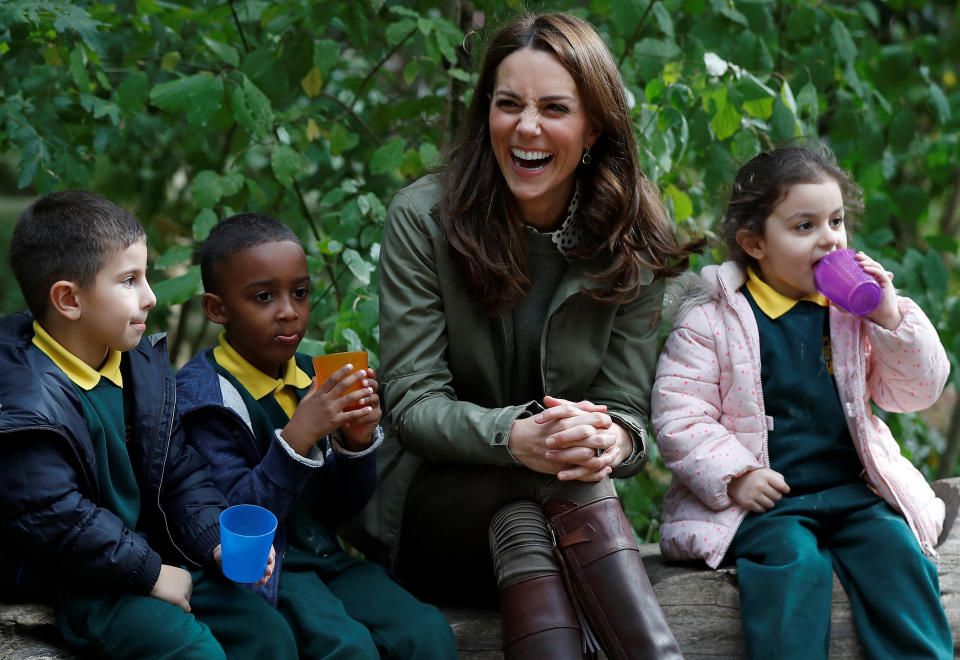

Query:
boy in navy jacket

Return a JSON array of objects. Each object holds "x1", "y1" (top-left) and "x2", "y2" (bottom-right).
[
  {"x1": 176, "y1": 212, "x2": 457, "y2": 659},
  {"x1": 0, "y1": 192, "x2": 296, "y2": 659}
]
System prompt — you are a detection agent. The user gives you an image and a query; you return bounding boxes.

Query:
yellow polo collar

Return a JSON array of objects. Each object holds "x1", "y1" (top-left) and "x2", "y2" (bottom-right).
[
  {"x1": 212, "y1": 332, "x2": 311, "y2": 400},
  {"x1": 745, "y1": 267, "x2": 829, "y2": 320},
  {"x1": 31, "y1": 321, "x2": 123, "y2": 390}
]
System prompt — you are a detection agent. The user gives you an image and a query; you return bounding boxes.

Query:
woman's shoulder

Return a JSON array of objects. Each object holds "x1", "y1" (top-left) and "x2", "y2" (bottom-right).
[{"x1": 390, "y1": 172, "x2": 443, "y2": 213}]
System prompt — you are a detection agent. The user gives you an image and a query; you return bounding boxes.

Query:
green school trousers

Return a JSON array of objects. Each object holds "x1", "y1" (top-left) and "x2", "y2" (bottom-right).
[
  {"x1": 277, "y1": 545, "x2": 458, "y2": 659},
  {"x1": 729, "y1": 481, "x2": 952, "y2": 660},
  {"x1": 58, "y1": 568, "x2": 298, "y2": 659}
]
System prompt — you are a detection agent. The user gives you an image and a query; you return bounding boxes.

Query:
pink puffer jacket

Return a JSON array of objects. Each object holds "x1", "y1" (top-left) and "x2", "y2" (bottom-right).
[{"x1": 652, "y1": 262, "x2": 948, "y2": 568}]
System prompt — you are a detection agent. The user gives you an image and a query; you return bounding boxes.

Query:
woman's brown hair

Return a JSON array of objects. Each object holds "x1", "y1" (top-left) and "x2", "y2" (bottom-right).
[{"x1": 441, "y1": 12, "x2": 703, "y2": 315}]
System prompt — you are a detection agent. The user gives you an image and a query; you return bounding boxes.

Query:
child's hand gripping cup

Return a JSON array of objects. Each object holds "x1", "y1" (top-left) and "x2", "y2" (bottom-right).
[
  {"x1": 312, "y1": 351, "x2": 368, "y2": 411},
  {"x1": 219, "y1": 504, "x2": 278, "y2": 583},
  {"x1": 814, "y1": 249, "x2": 882, "y2": 317}
]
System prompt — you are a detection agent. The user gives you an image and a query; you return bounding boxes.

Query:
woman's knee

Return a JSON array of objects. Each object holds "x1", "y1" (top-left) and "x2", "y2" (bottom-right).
[{"x1": 489, "y1": 500, "x2": 558, "y2": 589}]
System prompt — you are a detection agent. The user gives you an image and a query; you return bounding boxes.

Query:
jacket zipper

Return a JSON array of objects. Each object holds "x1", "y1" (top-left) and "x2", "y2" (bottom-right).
[
  {"x1": 712, "y1": 269, "x2": 769, "y2": 565},
  {"x1": 156, "y1": 385, "x2": 202, "y2": 568}
]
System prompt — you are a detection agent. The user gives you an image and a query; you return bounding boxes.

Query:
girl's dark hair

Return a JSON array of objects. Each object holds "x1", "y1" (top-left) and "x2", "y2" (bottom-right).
[
  {"x1": 441, "y1": 12, "x2": 703, "y2": 315},
  {"x1": 721, "y1": 144, "x2": 864, "y2": 269}
]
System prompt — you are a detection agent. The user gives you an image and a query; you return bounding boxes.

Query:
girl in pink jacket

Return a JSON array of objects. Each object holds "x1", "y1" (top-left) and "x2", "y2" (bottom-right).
[{"x1": 652, "y1": 145, "x2": 952, "y2": 659}]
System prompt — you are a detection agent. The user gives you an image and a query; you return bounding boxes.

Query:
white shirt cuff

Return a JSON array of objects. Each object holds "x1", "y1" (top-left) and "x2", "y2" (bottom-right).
[
  {"x1": 275, "y1": 428, "x2": 326, "y2": 467},
  {"x1": 330, "y1": 426, "x2": 383, "y2": 458}
]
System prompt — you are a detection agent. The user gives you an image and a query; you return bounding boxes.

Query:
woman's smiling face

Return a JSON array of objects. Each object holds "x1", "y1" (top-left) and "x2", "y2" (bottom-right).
[{"x1": 488, "y1": 47, "x2": 599, "y2": 230}]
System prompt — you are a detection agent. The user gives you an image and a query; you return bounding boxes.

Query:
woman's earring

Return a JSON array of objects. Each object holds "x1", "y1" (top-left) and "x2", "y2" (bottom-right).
[{"x1": 581, "y1": 147, "x2": 592, "y2": 166}]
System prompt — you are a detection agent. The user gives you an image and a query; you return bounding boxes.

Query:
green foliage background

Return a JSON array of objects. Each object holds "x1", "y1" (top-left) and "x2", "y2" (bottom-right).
[{"x1": 2, "y1": 0, "x2": 959, "y2": 541}]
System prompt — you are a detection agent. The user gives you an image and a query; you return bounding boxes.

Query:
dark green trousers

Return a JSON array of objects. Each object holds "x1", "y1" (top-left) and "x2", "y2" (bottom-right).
[
  {"x1": 58, "y1": 568, "x2": 298, "y2": 659},
  {"x1": 278, "y1": 546, "x2": 458, "y2": 659},
  {"x1": 730, "y1": 481, "x2": 952, "y2": 660}
]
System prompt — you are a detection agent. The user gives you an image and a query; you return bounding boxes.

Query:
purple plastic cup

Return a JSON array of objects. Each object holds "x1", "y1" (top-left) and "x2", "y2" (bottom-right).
[
  {"x1": 219, "y1": 504, "x2": 277, "y2": 583},
  {"x1": 813, "y1": 249, "x2": 882, "y2": 316}
]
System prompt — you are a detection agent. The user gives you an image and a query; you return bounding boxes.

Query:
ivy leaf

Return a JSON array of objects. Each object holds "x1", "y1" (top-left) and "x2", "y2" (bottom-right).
[
  {"x1": 370, "y1": 138, "x2": 405, "y2": 175},
  {"x1": 231, "y1": 75, "x2": 273, "y2": 138},
  {"x1": 271, "y1": 144, "x2": 302, "y2": 186},
  {"x1": 192, "y1": 170, "x2": 224, "y2": 209},
  {"x1": 153, "y1": 265, "x2": 202, "y2": 306},
  {"x1": 150, "y1": 73, "x2": 224, "y2": 126}
]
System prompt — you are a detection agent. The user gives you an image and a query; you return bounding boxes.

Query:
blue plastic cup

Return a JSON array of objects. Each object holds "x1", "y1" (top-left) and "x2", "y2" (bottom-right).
[{"x1": 219, "y1": 504, "x2": 277, "y2": 584}]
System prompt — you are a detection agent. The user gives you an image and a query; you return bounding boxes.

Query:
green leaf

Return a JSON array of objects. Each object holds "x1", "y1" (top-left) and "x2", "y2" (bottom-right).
[
  {"x1": 922, "y1": 252, "x2": 949, "y2": 297},
  {"x1": 192, "y1": 170, "x2": 224, "y2": 209},
  {"x1": 330, "y1": 123, "x2": 358, "y2": 157},
  {"x1": 203, "y1": 36, "x2": 239, "y2": 67},
  {"x1": 220, "y1": 171, "x2": 244, "y2": 197},
  {"x1": 53, "y1": 5, "x2": 103, "y2": 53},
  {"x1": 419, "y1": 142, "x2": 440, "y2": 169},
  {"x1": 796, "y1": 83, "x2": 819, "y2": 123},
  {"x1": 153, "y1": 266, "x2": 202, "y2": 305},
  {"x1": 645, "y1": 78, "x2": 666, "y2": 104},
  {"x1": 155, "y1": 245, "x2": 194, "y2": 270},
  {"x1": 924, "y1": 235, "x2": 959, "y2": 254},
  {"x1": 787, "y1": 6, "x2": 817, "y2": 40},
  {"x1": 370, "y1": 138, "x2": 406, "y2": 175},
  {"x1": 116, "y1": 71, "x2": 148, "y2": 116},
  {"x1": 928, "y1": 84, "x2": 951, "y2": 125},
  {"x1": 314, "y1": 39, "x2": 340, "y2": 73},
  {"x1": 69, "y1": 47, "x2": 90, "y2": 92},
  {"x1": 387, "y1": 18, "x2": 417, "y2": 46},
  {"x1": 830, "y1": 19, "x2": 856, "y2": 67},
  {"x1": 664, "y1": 184, "x2": 693, "y2": 221},
  {"x1": 271, "y1": 145, "x2": 302, "y2": 186},
  {"x1": 770, "y1": 97, "x2": 800, "y2": 142},
  {"x1": 343, "y1": 248, "x2": 375, "y2": 285},
  {"x1": 150, "y1": 73, "x2": 224, "y2": 126},
  {"x1": 231, "y1": 75, "x2": 273, "y2": 138},
  {"x1": 403, "y1": 61, "x2": 420, "y2": 84},
  {"x1": 193, "y1": 209, "x2": 218, "y2": 241},
  {"x1": 709, "y1": 97, "x2": 741, "y2": 141}
]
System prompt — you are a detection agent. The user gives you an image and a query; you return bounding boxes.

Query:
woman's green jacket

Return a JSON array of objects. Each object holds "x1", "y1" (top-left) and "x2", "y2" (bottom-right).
[{"x1": 345, "y1": 173, "x2": 666, "y2": 566}]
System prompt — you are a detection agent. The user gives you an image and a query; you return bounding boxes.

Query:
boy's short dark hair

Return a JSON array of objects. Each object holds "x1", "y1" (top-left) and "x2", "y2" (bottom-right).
[
  {"x1": 200, "y1": 212, "x2": 302, "y2": 295},
  {"x1": 10, "y1": 191, "x2": 146, "y2": 319}
]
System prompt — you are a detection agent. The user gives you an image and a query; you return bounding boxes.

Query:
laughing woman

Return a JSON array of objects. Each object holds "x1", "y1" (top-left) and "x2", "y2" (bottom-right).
[{"x1": 359, "y1": 13, "x2": 701, "y2": 660}]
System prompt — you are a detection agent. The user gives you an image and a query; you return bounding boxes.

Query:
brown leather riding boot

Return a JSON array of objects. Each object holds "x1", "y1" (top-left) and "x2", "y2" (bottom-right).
[
  {"x1": 500, "y1": 573, "x2": 587, "y2": 660},
  {"x1": 544, "y1": 496, "x2": 684, "y2": 660}
]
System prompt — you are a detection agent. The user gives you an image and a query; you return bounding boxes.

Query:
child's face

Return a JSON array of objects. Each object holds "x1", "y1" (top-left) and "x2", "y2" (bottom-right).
[
  {"x1": 210, "y1": 240, "x2": 310, "y2": 378},
  {"x1": 72, "y1": 239, "x2": 156, "y2": 367},
  {"x1": 743, "y1": 179, "x2": 847, "y2": 299}
]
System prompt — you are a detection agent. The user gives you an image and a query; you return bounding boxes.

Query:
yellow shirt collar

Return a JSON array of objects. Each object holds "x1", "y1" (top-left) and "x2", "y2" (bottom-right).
[
  {"x1": 31, "y1": 321, "x2": 123, "y2": 390},
  {"x1": 745, "y1": 267, "x2": 829, "y2": 320},
  {"x1": 212, "y1": 332, "x2": 311, "y2": 400}
]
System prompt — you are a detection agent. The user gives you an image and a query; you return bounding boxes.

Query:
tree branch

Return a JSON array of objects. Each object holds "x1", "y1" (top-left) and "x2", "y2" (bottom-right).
[
  {"x1": 618, "y1": 0, "x2": 659, "y2": 68},
  {"x1": 228, "y1": 0, "x2": 251, "y2": 54},
  {"x1": 320, "y1": 91, "x2": 383, "y2": 145}
]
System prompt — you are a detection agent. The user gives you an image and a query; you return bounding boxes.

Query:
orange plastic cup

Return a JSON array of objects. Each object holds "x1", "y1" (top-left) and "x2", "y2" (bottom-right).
[{"x1": 312, "y1": 351, "x2": 368, "y2": 411}]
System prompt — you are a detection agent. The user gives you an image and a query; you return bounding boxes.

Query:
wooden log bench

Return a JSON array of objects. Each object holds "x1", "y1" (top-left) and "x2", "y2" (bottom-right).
[{"x1": 4, "y1": 477, "x2": 960, "y2": 659}]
